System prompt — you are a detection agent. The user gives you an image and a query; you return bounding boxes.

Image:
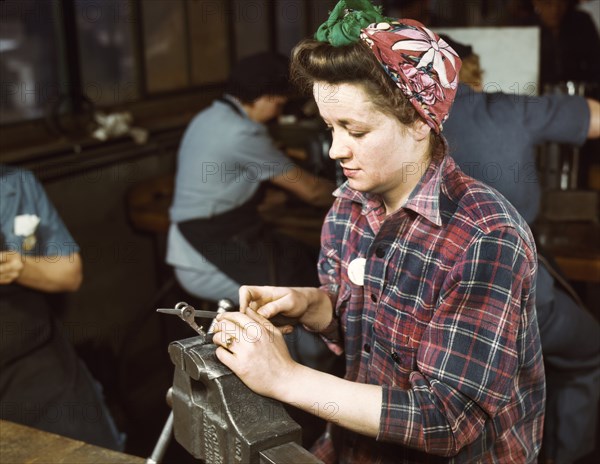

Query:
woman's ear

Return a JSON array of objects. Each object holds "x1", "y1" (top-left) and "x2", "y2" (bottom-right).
[{"x1": 410, "y1": 119, "x2": 431, "y2": 142}]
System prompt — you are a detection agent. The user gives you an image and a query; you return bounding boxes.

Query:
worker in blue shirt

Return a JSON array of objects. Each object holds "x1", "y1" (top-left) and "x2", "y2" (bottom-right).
[{"x1": 0, "y1": 164, "x2": 123, "y2": 450}]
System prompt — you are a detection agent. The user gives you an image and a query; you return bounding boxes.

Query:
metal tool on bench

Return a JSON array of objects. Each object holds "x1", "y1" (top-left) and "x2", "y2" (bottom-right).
[{"x1": 149, "y1": 299, "x2": 322, "y2": 464}]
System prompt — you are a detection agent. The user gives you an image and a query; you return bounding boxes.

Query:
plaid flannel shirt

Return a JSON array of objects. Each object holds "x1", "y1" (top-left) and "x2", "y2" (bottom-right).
[{"x1": 312, "y1": 155, "x2": 545, "y2": 463}]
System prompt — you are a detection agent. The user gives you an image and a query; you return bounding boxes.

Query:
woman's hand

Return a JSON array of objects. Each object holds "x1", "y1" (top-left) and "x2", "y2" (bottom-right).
[
  {"x1": 213, "y1": 307, "x2": 383, "y2": 438},
  {"x1": 0, "y1": 251, "x2": 24, "y2": 285},
  {"x1": 212, "y1": 308, "x2": 297, "y2": 399},
  {"x1": 238, "y1": 285, "x2": 333, "y2": 333}
]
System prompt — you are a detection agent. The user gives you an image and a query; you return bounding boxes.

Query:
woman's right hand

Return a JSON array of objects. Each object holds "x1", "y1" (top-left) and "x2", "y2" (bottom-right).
[{"x1": 238, "y1": 285, "x2": 333, "y2": 333}]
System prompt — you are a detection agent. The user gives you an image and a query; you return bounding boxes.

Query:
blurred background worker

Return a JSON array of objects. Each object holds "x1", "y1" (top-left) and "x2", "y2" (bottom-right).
[
  {"x1": 441, "y1": 36, "x2": 600, "y2": 464},
  {"x1": 0, "y1": 165, "x2": 124, "y2": 451},
  {"x1": 531, "y1": 0, "x2": 600, "y2": 90},
  {"x1": 167, "y1": 52, "x2": 334, "y2": 304},
  {"x1": 167, "y1": 52, "x2": 337, "y2": 373}
]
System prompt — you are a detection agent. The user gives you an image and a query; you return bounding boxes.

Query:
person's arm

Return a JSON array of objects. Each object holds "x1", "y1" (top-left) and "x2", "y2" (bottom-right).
[
  {"x1": 0, "y1": 250, "x2": 82, "y2": 292},
  {"x1": 1, "y1": 168, "x2": 82, "y2": 293},
  {"x1": 587, "y1": 98, "x2": 600, "y2": 138},
  {"x1": 213, "y1": 308, "x2": 382, "y2": 437},
  {"x1": 372, "y1": 227, "x2": 539, "y2": 455},
  {"x1": 240, "y1": 203, "x2": 344, "y2": 337},
  {"x1": 234, "y1": 124, "x2": 336, "y2": 207},
  {"x1": 510, "y1": 93, "x2": 593, "y2": 146},
  {"x1": 218, "y1": 227, "x2": 539, "y2": 456},
  {"x1": 270, "y1": 165, "x2": 335, "y2": 207}
]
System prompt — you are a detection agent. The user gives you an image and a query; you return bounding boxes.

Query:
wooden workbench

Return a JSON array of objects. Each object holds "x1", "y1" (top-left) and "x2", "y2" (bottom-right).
[{"x1": 0, "y1": 420, "x2": 144, "y2": 464}]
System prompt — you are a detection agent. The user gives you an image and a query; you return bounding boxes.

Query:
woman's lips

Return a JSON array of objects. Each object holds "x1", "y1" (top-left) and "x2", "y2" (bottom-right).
[{"x1": 342, "y1": 167, "x2": 358, "y2": 178}]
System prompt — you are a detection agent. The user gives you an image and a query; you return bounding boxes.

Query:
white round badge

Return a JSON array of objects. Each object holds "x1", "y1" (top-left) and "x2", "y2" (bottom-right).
[{"x1": 347, "y1": 258, "x2": 366, "y2": 286}]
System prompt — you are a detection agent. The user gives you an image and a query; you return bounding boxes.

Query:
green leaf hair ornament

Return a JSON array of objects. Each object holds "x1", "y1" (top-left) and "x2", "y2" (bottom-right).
[{"x1": 314, "y1": 0, "x2": 388, "y2": 47}]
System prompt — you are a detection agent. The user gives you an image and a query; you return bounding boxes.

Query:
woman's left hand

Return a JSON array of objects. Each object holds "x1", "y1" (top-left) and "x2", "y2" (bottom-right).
[{"x1": 212, "y1": 309, "x2": 297, "y2": 399}]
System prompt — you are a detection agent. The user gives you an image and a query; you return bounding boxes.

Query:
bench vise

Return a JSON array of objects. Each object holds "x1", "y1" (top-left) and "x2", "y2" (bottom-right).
[{"x1": 167, "y1": 333, "x2": 322, "y2": 464}]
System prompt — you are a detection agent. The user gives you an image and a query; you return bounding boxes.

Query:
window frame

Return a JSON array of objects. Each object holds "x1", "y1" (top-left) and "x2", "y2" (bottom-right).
[{"x1": 0, "y1": 0, "x2": 329, "y2": 162}]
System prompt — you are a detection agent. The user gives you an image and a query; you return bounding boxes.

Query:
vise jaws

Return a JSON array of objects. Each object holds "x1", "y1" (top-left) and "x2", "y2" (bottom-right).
[{"x1": 165, "y1": 333, "x2": 323, "y2": 464}]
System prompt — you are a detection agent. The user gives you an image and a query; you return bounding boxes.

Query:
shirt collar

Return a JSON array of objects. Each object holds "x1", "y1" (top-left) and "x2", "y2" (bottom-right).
[
  {"x1": 334, "y1": 148, "x2": 449, "y2": 227},
  {"x1": 222, "y1": 94, "x2": 249, "y2": 118},
  {"x1": 403, "y1": 155, "x2": 445, "y2": 227}
]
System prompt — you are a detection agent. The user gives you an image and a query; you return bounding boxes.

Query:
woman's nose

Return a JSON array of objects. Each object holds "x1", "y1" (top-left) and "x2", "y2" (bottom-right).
[{"x1": 329, "y1": 134, "x2": 351, "y2": 160}]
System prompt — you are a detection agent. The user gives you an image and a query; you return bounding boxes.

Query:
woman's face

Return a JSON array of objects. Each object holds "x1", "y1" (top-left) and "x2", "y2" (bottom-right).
[{"x1": 313, "y1": 81, "x2": 430, "y2": 211}]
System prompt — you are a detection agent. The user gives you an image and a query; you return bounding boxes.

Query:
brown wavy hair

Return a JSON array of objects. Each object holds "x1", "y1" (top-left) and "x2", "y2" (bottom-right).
[{"x1": 290, "y1": 38, "x2": 444, "y2": 158}]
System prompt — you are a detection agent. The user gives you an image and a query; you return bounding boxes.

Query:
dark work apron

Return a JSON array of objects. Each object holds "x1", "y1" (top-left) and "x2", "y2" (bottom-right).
[
  {"x1": 177, "y1": 97, "x2": 319, "y2": 288},
  {"x1": 177, "y1": 182, "x2": 319, "y2": 288},
  {"x1": 0, "y1": 284, "x2": 124, "y2": 450},
  {"x1": 0, "y1": 285, "x2": 52, "y2": 368}
]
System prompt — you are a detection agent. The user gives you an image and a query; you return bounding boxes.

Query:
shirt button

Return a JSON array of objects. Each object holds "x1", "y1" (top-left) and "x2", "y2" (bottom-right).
[
  {"x1": 363, "y1": 343, "x2": 371, "y2": 353},
  {"x1": 391, "y1": 352, "x2": 401, "y2": 364},
  {"x1": 375, "y1": 246, "x2": 385, "y2": 258},
  {"x1": 370, "y1": 294, "x2": 377, "y2": 303}
]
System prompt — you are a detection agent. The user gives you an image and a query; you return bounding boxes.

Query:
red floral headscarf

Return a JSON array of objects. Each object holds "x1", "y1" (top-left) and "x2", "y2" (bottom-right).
[{"x1": 360, "y1": 20, "x2": 461, "y2": 133}]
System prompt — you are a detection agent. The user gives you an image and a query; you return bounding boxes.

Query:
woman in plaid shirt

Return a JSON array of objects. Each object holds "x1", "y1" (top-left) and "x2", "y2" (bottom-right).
[{"x1": 212, "y1": 2, "x2": 546, "y2": 462}]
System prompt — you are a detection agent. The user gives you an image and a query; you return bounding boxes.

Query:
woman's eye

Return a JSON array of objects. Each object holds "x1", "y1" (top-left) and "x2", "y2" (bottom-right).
[{"x1": 349, "y1": 132, "x2": 366, "y2": 138}]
